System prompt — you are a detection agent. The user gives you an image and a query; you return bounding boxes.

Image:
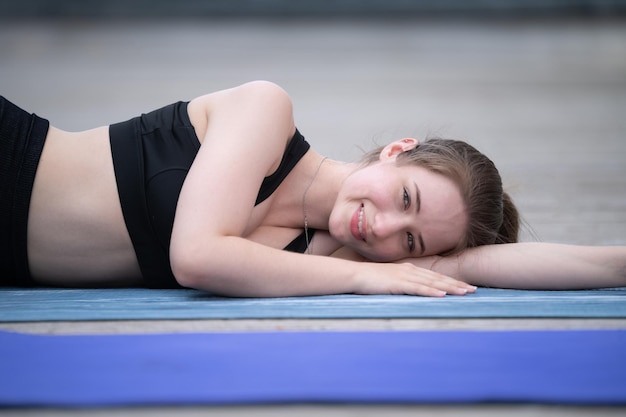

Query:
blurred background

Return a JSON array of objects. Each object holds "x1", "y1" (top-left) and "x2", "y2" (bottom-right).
[{"x1": 1, "y1": 0, "x2": 625, "y2": 245}]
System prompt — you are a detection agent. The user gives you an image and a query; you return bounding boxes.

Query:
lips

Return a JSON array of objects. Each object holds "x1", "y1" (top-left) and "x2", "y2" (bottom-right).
[{"x1": 350, "y1": 204, "x2": 366, "y2": 242}]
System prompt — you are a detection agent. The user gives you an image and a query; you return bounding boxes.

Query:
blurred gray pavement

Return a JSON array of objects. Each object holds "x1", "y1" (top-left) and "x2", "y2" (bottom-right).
[{"x1": 1, "y1": 16, "x2": 626, "y2": 417}]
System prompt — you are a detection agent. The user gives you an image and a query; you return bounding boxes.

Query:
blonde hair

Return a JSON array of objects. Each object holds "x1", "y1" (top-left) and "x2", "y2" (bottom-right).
[{"x1": 362, "y1": 138, "x2": 519, "y2": 255}]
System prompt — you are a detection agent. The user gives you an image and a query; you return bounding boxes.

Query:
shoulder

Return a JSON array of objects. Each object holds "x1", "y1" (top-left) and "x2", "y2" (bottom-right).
[
  {"x1": 238, "y1": 80, "x2": 292, "y2": 100},
  {"x1": 188, "y1": 81, "x2": 294, "y2": 143},
  {"x1": 192, "y1": 81, "x2": 292, "y2": 115}
]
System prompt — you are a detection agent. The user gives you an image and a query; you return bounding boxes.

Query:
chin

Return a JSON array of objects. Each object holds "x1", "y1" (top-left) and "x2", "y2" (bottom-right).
[{"x1": 354, "y1": 249, "x2": 390, "y2": 263}]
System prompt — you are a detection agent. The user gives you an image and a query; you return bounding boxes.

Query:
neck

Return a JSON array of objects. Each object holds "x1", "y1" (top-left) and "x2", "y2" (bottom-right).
[{"x1": 302, "y1": 153, "x2": 357, "y2": 230}]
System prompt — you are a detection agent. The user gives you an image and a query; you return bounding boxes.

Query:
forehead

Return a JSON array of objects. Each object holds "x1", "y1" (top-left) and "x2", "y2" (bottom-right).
[{"x1": 394, "y1": 162, "x2": 455, "y2": 192}]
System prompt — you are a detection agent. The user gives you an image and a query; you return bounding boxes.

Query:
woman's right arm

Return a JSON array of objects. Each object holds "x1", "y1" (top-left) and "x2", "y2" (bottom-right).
[{"x1": 169, "y1": 81, "x2": 472, "y2": 298}]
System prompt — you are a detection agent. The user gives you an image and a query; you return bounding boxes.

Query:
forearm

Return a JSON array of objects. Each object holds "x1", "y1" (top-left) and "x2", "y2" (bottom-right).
[
  {"x1": 172, "y1": 237, "x2": 477, "y2": 298},
  {"x1": 172, "y1": 236, "x2": 359, "y2": 297},
  {"x1": 430, "y1": 243, "x2": 626, "y2": 290}
]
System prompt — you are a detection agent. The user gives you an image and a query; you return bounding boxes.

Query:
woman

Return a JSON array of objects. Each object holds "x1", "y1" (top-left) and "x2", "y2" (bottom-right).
[{"x1": 1, "y1": 81, "x2": 624, "y2": 295}]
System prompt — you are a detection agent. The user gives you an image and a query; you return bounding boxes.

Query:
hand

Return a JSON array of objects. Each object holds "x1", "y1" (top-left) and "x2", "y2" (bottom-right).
[{"x1": 353, "y1": 261, "x2": 476, "y2": 297}]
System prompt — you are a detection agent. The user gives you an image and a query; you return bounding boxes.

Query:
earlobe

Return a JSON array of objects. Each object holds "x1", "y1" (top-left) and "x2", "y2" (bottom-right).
[{"x1": 379, "y1": 138, "x2": 419, "y2": 161}]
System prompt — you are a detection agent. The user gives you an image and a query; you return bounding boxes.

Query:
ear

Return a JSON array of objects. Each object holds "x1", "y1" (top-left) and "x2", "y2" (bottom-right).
[{"x1": 379, "y1": 138, "x2": 419, "y2": 162}]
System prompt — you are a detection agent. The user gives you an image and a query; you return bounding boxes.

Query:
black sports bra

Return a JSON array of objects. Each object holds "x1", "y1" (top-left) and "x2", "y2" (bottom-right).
[
  {"x1": 256, "y1": 129, "x2": 309, "y2": 205},
  {"x1": 140, "y1": 112, "x2": 314, "y2": 255},
  {"x1": 111, "y1": 101, "x2": 314, "y2": 289},
  {"x1": 254, "y1": 129, "x2": 317, "y2": 253}
]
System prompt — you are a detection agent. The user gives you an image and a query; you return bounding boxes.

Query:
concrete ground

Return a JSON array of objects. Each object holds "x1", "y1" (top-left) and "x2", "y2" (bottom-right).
[{"x1": 1, "y1": 16, "x2": 625, "y2": 416}]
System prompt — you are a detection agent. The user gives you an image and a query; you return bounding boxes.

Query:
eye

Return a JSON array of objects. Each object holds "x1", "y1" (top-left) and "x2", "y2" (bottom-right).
[
  {"x1": 403, "y1": 187, "x2": 410, "y2": 209},
  {"x1": 407, "y1": 232, "x2": 415, "y2": 252}
]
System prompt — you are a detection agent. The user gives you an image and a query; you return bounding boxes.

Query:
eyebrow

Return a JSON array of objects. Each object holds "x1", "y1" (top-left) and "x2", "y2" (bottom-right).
[
  {"x1": 413, "y1": 182, "x2": 425, "y2": 254},
  {"x1": 413, "y1": 182, "x2": 421, "y2": 213}
]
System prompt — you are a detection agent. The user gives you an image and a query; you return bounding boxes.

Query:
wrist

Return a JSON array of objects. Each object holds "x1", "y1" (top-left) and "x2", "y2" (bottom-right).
[
  {"x1": 348, "y1": 262, "x2": 370, "y2": 294},
  {"x1": 430, "y1": 254, "x2": 462, "y2": 279}
]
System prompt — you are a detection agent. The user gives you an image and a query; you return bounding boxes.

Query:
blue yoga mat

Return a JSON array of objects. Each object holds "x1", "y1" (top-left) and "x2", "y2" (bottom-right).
[
  {"x1": 1, "y1": 287, "x2": 625, "y2": 321},
  {"x1": 1, "y1": 329, "x2": 625, "y2": 406}
]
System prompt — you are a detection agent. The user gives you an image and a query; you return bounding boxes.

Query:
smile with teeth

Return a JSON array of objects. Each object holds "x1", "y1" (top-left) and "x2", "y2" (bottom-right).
[{"x1": 358, "y1": 204, "x2": 366, "y2": 241}]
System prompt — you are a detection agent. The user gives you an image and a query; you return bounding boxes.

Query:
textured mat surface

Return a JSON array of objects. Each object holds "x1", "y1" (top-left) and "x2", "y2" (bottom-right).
[
  {"x1": 1, "y1": 329, "x2": 625, "y2": 406},
  {"x1": 1, "y1": 287, "x2": 625, "y2": 321}
]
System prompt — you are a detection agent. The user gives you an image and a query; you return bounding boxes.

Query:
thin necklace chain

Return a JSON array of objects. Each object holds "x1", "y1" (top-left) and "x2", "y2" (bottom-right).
[{"x1": 302, "y1": 156, "x2": 327, "y2": 255}]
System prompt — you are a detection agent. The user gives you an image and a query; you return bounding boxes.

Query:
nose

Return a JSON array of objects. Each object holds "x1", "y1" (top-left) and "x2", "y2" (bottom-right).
[{"x1": 371, "y1": 212, "x2": 406, "y2": 240}]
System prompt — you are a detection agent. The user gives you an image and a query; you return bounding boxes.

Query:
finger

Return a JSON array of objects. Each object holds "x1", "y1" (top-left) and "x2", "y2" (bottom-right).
[
  {"x1": 422, "y1": 271, "x2": 477, "y2": 294},
  {"x1": 409, "y1": 283, "x2": 447, "y2": 297},
  {"x1": 399, "y1": 262, "x2": 476, "y2": 294},
  {"x1": 437, "y1": 277, "x2": 477, "y2": 295},
  {"x1": 411, "y1": 273, "x2": 474, "y2": 296}
]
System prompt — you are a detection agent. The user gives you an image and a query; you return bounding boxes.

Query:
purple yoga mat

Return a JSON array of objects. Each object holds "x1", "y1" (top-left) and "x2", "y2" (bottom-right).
[{"x1": 1, "y1": 330, "x2": 625, "y2": 407}]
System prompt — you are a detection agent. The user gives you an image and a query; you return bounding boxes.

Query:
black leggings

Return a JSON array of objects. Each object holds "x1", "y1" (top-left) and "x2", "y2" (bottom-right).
[{"x1": 0, "y1": 97, "x2": 49, "y2": 286}]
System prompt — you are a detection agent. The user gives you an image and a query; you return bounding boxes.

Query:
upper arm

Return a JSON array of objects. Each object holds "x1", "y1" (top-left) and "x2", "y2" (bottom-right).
[{"x1": 170, "y1": 81, "x2": 296, "y2": 271}]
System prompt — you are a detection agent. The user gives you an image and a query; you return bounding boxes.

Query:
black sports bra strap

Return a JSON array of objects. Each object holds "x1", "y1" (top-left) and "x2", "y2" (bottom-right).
[
  {"x1": 255, "y1": 129, "x2": 310, "y2": 206},
  {"x1": 283, "y1": 229, "x2": 316, "y2": 253}
]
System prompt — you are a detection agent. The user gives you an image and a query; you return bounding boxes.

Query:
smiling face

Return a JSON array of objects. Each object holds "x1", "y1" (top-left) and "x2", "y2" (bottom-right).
[{"x1": 328, "y1": 141, "x2": 467, "y2": 261}]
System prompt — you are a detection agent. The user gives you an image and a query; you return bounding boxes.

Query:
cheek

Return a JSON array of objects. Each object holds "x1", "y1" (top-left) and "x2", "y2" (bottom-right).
[
  {"x1": 343, "y1": 165, "x2": 391, "y2": 194},
  {"x1": 327, "y1": 208, "x2": 343, "y2": 240},
  {"x1": 423, "y1": 221, "x2": 467, "y2": 256},
  {"x1": 327, "y1": 202, "x2": 353, "y2": 243}
]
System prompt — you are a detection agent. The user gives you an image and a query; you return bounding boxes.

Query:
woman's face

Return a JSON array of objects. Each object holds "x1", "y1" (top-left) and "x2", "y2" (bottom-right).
[{"x1": 329, "y1": 143, "x2": 467, "y2": 262}]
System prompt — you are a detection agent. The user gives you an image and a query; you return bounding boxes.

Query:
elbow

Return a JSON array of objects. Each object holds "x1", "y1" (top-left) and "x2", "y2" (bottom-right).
[
  {"x1": 170, "y1": 241, "x2": 235, "y2": 293},
  {"x1": 170, "y1": 245, "x2": 207, "y2": 289},
  {"x1": 170, "y1": 254, "x2": 196, "y2": 289}
]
